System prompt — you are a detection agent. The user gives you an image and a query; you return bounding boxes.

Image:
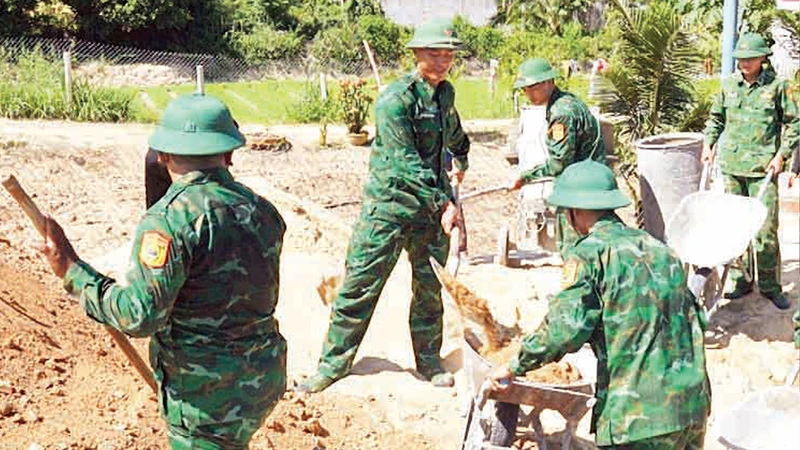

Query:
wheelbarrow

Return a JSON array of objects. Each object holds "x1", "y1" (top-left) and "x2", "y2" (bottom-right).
[
  {"x1": 459, "y1": 337, "x2": 597, "y2": 450},
  {"x1": 430, "y1": 258, "x2": 597, "y2": 450},
  {"x1": 665, "y1": 164, "x2": 774, "y2": 319}
]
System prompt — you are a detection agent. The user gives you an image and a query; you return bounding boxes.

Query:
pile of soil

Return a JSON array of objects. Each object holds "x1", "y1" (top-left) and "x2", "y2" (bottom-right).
[
  {"x1": 477, "y1": 340, "x2": 582, "y2": 385},
  {"x1": 436, "y1": 266, "x2": 518, "y2": 351},
  {"x1": 524, "y1": 361, "x2": 581, "y2": 385}
]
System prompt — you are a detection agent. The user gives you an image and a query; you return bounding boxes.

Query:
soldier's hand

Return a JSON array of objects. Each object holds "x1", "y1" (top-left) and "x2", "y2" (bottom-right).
[
  {"x1": 34, "y1": 216, "x2": 79, "y2": 279},
  {"x1": 440, "y1": 202, "x2": 460, "y2": 235},
  {"x1": 448, "y1": 168, "x2": 465, "y2": 184},
  {"x1": 789, "y1": 173, "x2": 799, "y2": 188},
  {"x1": 701, "y1": 142, "x2": 715, "y2": 164},
  {"x1": 766, "y1": 154, "x2": 784, "y2": 178},
  {"x1": 508, "y1": 177, "x2": 525, "y2": 191},
  {"x1": 488, "y1": 364, "x2": 513, "y2": 393}
]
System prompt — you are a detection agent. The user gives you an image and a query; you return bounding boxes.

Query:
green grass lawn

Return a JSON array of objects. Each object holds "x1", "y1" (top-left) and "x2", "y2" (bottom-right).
[
  {"x1": 140, "y1": 76, "x2": 528, "y2": 125},
  {"x1": 138, "y1": 74, "x2": 717, "y2": 125}
]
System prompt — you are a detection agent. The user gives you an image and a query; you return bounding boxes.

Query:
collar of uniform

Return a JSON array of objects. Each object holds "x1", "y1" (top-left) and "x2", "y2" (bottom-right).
[
  {"x1": 547, "y1": 87, "x2": 563, "y2": 109},
  {"x1": 172, "y1": 167, "x2": 234, "y2": 188},
  {"x1": 587, "y1": 212, "x2": 622, "y2": 235},
  {"x1": 410, "y1": 70, "x2": 438, "y2": 103},
  {"x1": 736, "y1": 67, "x2": 774, "y2": 87}
]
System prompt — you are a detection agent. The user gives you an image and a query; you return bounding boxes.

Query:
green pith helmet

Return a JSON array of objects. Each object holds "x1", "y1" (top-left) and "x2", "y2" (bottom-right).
[
  {"x1": 513, "y1": 58, "x2": 560, "y2": 89},
  {"x1": 732, "y1": 33, "x2": 773, "y2": 59},
  {"x1": 405, "y1": 17, "x2": 462, "y2": 49},
  {"x1": 547, "y1": 160, "x2": 631, "y2": 210},
  {"x1": 148, "y1": 94, "x2": 245, "y2": 156}
]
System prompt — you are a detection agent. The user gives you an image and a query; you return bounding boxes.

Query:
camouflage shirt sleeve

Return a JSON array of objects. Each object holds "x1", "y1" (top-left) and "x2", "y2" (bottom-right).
[
  {"x1": 508, "y1": 254, "x2": 602, "y2": 376},
  {"x1": 63, "y1": 214, "x2": 190, "y2": 338},
  {"x1": 440, "y1": 83, "x2": 470, "y2": 171},
  {"x1": 521, "y1": 115, "x2": 577, "y2": 181},
  {"x1": 703, "y1": 87, "x2": 726, "y2": 148},
  {"x1": 778, "y1": 80, "x2": 800, "y2": 159},
  {"x1": 375, "y1": 92, "x2": 451, "y2": 213}
]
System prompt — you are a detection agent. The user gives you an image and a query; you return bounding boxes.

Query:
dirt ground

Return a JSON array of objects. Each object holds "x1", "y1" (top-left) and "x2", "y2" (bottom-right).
[{"x1": 0, "y1": 119, "x2": 798, "y2": 450}]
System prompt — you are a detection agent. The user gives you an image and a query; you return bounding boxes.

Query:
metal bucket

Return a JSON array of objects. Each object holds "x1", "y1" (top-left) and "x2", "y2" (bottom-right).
[{"x1": 636, "y1": 133, "x2": 703, "y2": 242}]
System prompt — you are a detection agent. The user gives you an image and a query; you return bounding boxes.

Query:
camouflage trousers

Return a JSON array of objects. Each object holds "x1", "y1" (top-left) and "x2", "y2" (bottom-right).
[
  {"x1": 723, "y1": 173, "x2": 781, "y2": 295},
  {"x1": 154, "y1": 337, "x2": 287, "y2": 450},
  {"x1": 318, "y1": 214, "x2": 448, "y2": 379},
  {"x1": 599, "y1": 420, "x2": 706, "y2": 450}
]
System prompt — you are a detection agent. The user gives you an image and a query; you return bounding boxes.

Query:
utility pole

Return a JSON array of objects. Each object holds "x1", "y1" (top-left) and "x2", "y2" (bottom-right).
[{"x1": 721, "y1": 0, "x2": 739, "y2": 76}]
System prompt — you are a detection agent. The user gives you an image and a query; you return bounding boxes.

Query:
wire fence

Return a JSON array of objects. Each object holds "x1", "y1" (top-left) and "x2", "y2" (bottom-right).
[{"x1": 0, "y1": 36, "x2": 385, "y2": 88}]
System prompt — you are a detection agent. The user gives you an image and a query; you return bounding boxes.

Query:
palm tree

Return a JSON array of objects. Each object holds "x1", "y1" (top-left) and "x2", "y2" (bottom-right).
[{"x1": 597, "y1": 0, "x2": 702, "y2": 143}]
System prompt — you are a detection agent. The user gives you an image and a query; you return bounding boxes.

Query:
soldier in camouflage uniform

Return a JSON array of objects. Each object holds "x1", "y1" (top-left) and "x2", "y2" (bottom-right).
[
  {"x1": 490, "y1": 160, "x2": 711, "y2": 450},
  {"x1": 297, "y1": 18, "x2": 470, "y2": 393},
  {"x1": 703, "y1": 33, "x2": 800, "y2": 310},
  {"x1": 508, "y1": 58, "x2": 607, "y2": 254},
  {"x1": 37, "y1": 94, "x2": 287, "y2": 449}
]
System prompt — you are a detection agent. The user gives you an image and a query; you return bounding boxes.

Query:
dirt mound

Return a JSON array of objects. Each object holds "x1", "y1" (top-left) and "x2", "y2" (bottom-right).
[
  {"x1": 0, "y1": 260, "x2": 166, "y2": 449},
  {"x1": 0, "y1": 258, "x2": 439, "y2": 450},
  {"x1": 258, "y1": 392, "x2": 436, "y2": 449}
]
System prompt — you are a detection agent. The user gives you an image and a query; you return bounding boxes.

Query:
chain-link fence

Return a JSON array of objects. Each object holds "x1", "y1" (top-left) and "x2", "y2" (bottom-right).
[{"x1": 0, "y1": 36, "x2": 385, "y2": 88}]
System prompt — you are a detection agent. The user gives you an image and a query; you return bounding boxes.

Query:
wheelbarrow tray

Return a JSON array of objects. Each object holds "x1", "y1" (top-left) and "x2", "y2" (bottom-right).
[
  {"x1": 462, "y1": 326, "x2": 597, "y2": 405},
  {"x1": 715, "y1": 386, "x2": 800, "y2": 450},
  {"x1": 665, "y1": 191, "x2": 767, "y2": 268}
]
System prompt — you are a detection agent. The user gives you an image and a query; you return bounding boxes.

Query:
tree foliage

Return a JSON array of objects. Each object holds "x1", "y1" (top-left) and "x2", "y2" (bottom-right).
[
  {"x1": 598, "y1": 0, "x2": 702, "y2": 142},
  {"x1": 493, "y1": 0, "x2": 594, "y2": 35}
]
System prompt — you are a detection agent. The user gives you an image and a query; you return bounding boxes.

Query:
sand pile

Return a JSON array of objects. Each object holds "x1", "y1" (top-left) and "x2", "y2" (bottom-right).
[{"x1": 436, "y1": 265, "x2": 582, "y2": 386}]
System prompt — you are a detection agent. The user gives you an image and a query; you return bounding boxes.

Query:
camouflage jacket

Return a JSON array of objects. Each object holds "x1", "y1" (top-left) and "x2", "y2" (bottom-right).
[
  {"x1": 520, "y1": 88, "x2": 606, "y2": 182},
  {"x1": 704, "y1": 67, "x2": 800, "y2": 177},
  {"x1": 64, "y1": 168, "x2": 287, "y2": 427},
  {"x1": 363, "y1": 70, "x2": 470, "y2": 222},
  {"x1": 509, "y1": 214, "x2": 711, "y2": 446}
]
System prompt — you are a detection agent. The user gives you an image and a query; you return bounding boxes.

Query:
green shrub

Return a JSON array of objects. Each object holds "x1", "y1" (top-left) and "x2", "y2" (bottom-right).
[
  {"x1": 355, "y1": 14, "x2": 409, "y2": 64},
  {"x1": 286, "y1": 81, "x2": 339, "y2": 123},
  {"x1": 452, "y1": 16, "x2": 504, "y2": 60},
  {"x1": 229, "y1": 27, "x2": 304, "y2": 63},
  {"x1": 497, "y1": 28, "x2": 572, "y2": 78},
  {"x1": 0, "y1": 46, "x2": 142, "y2": 122},
  {"x1": 310, "y1": 26, "x2": 364, "y2": 74}
]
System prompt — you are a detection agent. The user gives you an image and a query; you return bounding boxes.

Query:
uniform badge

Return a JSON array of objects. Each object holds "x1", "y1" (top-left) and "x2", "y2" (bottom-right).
[
  {"x1": 560, "y1": 260, "x2": 580, "y2": 289},
  {"x1": 549, "y1": 122, "x2": 567, "y2": 142},
  {"x1": 139, "y1": 231, "x2": 171, "y2": 269}
]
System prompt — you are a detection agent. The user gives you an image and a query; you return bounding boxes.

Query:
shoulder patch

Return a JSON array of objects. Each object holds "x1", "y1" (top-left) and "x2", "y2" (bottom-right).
[
  {"x1": 549, "y1": 122, "x2": 567, "y2": 142},
  {"x1": 560, "y1": 259, "x2": 580, "y2": 289},
  {"x1": 139, "y1": 231, "x2": 171, "y2": 269}
]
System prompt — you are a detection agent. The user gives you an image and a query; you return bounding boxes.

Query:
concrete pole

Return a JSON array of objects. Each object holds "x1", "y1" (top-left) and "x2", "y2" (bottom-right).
[
  {"x1": 63, "y1": 51, "x2": 72, "y2": 109},
  {"x1": 196, "y1": 65, "x2": 205, "y2": 94},
  {"x1": 721, "y1": 0, "x2": 739, "y2": 76}
]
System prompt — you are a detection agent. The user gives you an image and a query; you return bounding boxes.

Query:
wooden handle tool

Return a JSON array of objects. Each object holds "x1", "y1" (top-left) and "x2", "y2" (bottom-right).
[{"x1": 2, "y1": 174, "x2": 158, "y2": 393}]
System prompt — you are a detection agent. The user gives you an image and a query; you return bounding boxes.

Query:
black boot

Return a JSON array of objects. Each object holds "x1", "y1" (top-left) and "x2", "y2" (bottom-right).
[
  {"x1": 724, "y1": 283, "x2": 753, "y2": 300},
  {"x1": 763, "y1": 291, "x2": 791, "y2": 310}
]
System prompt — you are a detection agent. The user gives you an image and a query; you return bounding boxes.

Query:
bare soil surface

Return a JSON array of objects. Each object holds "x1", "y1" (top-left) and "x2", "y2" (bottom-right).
[{"x1": 1, "y1": 119, "x2": 798, "y2": 449}]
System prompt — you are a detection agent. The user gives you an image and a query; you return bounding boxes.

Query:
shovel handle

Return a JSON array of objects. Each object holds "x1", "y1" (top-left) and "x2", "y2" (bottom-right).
[
  {"x1": 755, "y1": 168, "x2": 775, "y2": 201},
  {"x1": 2, "y1": 174, "x2": 158, "y2": 393},
  {"x1": 2, "y1": 175, "x2": 47, "y2": 236}
]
